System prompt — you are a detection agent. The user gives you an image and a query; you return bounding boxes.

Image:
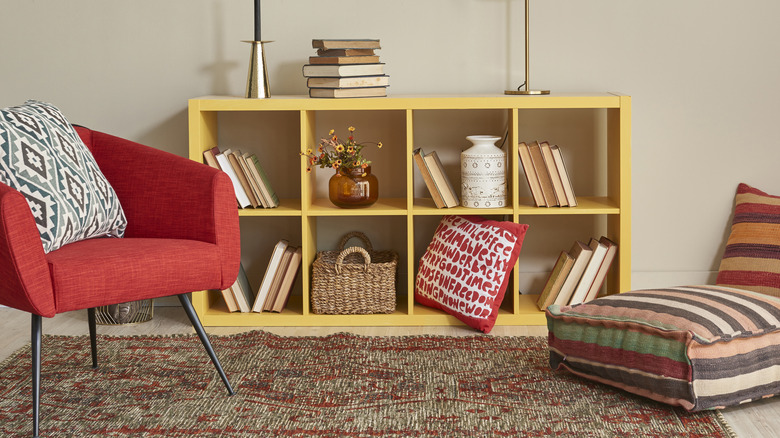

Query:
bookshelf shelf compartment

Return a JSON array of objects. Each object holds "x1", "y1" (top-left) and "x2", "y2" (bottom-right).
[{"x1": 189, "y1": 93, "x2": 631, "y2": 327}]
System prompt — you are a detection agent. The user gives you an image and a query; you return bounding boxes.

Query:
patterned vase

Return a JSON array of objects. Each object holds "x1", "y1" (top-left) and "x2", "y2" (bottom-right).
[
  {"x1": 460, "y1": 135, "x2": 506, "y2": 208},
  {"x1": 328, "y1": 166, "x2": 379, "y2": 208}
]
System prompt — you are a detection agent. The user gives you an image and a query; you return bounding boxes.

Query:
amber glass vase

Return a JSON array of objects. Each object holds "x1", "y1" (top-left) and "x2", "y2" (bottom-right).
[{"x1": 328, "y1": 166, "x2": 379, "y2": 208}]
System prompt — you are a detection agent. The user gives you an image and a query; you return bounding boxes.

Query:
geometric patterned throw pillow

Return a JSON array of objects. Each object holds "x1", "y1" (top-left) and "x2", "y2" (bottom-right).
[
  {"x1": 716, "y1": 183, "x2": 780, "y2": 297},
  {"x1": 0, "y1": 100, "x2": 126, "y2": 253}
]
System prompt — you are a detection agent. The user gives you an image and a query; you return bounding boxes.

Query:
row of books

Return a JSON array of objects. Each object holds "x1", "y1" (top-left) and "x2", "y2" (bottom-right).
[
  {"x1": 303, "y1": 39, "x2": 389, "y2": 99},
  {"x1": 412, "y1": 148, "x2": 460, "y2": 208},
  {"x1": 203, "y1": 146, "x2": 279, "y2": 209},
  {"x1": 536, "y1": 236, "x2": 618, "y2": 311},
  {"x1": 221, "y1": 240, "x2": 303, "y2": 313},
  {"x1": 519, "y1": 141, "x2": 577, "y2": 207}
]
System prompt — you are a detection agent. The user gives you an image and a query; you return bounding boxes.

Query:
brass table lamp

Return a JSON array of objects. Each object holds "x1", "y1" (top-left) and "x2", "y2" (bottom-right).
[{"x1": 506, "y1": 0, "x2": 550, "y2": 95}]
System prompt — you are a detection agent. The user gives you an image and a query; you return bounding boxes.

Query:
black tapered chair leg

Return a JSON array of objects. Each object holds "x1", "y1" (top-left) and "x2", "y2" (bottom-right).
[
  {"x1": 177, "y1": 294, "x2": 235, "y2": 395},
  {"x1": 31, "y1": 314, "x2": 42, "y2": 438},
  {"x1": 87, "y1": 308, "x2": 98, "y2": 369}
]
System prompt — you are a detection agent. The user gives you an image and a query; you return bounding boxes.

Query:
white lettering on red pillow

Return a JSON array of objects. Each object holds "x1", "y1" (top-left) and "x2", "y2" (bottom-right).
[{"x1": 415, "y1": 215, "x2": 528, "y2": 333}]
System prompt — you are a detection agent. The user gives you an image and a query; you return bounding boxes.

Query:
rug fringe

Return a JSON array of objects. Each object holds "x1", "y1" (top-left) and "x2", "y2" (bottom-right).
[{"x1": 715, "y1": 411, "x2": 738, "y2": 438}]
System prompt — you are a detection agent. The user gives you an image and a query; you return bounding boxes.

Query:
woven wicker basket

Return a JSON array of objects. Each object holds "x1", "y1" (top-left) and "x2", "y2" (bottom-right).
[{"x1": 311, "y1": 232, "x2": 398, "y2": 314}]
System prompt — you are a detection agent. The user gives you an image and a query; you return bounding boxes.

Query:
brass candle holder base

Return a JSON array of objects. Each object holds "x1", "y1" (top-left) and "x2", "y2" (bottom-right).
[{"x1": 244, "y1": 40, "x2": 272, "y2": 99}]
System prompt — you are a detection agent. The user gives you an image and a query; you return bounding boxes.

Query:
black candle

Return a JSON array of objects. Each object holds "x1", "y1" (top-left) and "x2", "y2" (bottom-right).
[{"x1": 254, "y1": 0, "x2": 261, "y2": 41}]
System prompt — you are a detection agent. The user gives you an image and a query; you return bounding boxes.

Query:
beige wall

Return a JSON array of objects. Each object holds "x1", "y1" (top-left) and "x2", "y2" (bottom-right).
[{"x1": 3, "y1": 0, "x2": 779, "y2": 290}]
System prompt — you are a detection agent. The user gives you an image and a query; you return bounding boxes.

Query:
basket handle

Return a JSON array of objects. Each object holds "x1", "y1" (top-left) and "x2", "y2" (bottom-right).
[
  {"x1": 335, "y1": 246, "x2": 371, "y2": 274},
  {"x1": 337, "y1": 231, "x2": 374, "y2": 252}
]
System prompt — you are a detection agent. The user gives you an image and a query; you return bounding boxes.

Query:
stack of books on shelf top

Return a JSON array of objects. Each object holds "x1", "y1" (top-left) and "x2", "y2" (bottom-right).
[
  {"x1": 536, "y1": 236, "x2": 618, "y2": 311},
  {"x1": 219, "y1": 240, "x2": 302, "y2": 313},
  {"x1": 412, "y1": 148, "x2": 459, "y2": 208},
  {"x1": 303, "y1": 39, "x2": 388, "y2": 99},
  {"x1": 203, "y1": 146, "x2": 279, "y2": 209},
  {"x1": 518, "y1": 141, "x2": 577, "y2": 207}
]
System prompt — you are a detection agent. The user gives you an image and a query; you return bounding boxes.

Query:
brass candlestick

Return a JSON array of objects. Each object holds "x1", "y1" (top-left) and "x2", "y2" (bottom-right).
[
  {"x1": 244, "y1": 40, "x2": 272, "y2": 99},
  {"x1": 506, "y1": 0, "x2": 549, "y2": 95}
]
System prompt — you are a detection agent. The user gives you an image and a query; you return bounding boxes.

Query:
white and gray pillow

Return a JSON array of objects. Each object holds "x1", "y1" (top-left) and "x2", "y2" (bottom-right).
[{"x1": 0, "y1": 100, "x2": 126, "y2": 252}]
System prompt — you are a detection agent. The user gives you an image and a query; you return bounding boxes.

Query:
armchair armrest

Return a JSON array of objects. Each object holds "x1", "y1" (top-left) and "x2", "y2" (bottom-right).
[
  {"x1": 0, "y1": 183, "x2": 56, "y2": 317},
  {"x1": 78, "y1": 128, "x2": 240, "y2": 288}
]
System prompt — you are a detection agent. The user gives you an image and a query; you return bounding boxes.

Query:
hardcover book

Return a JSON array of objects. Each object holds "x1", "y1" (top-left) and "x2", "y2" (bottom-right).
[
  {"x1": 552, "y1": 241, "x2": 593, "y2": 306},
  {"x1": 537, "y1": 251, "x2": 575, "y2": 310},
  {"x1": 413, "y1": 148, "x2": 445, "y2": 208},
  {"x1": 312, "y1": 39, "x2": 381, "y2": 50},
  {"x1": 309, "y1": 87, "x2": 387, "y2": 98},
  {"x1": 307, "y1": 75, "x2": 390, "y2": 89},
  {"x1": 302, "y1": 63, "x2": 385, "y2": 78},
  {"x1": 308, "y1": 55, "x2": 380, "y2": 65}
]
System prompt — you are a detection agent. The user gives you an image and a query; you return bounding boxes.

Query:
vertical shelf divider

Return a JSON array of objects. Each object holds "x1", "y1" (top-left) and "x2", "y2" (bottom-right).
[
  {"x1": 508, "y1": 107, "x2": 521, "y2": 315},
  {"x1": 300, "y1": 109, "x2": 316, "y2": 315},
  {"x1": 406, "y1": 109, "x2": 416, "y2": 315},
  {"x1": 606, "y1": 95, "x2": 632, "y2": 294}
]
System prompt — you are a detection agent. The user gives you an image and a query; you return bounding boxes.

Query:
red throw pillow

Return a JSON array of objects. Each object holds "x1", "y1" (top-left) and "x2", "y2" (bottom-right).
[{"x1": 414, "y1": 215, "x2": 529, "y2": 333}]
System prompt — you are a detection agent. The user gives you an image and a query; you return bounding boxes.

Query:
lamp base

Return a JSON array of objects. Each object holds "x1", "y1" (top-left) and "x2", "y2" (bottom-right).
[{"x1": 505, "y1": 89, "x2": 550, "y2": 95}]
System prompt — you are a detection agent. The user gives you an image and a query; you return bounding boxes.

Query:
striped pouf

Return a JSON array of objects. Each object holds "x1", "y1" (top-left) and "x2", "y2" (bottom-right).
[{"x1": 546, "y1": 285, "x2": 780, "y2": 411}]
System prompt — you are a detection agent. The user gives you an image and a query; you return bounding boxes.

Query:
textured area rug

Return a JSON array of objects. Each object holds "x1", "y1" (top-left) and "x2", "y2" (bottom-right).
[{"x1": 0, "y1": 331, "x2": 735, "y2": 437}]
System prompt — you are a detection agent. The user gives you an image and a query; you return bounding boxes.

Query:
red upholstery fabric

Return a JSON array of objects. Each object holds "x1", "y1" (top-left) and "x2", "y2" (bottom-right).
[
  {"x1": 0, "y1": 126, "x2": 240, "y2": 316},
  {"x1": 46, "y1": 238, "x2": 222, "y2": 312},
  {"x1": 0, "y1": 184, "x2": 56, "y2": 317},
  {"x1": 76, "y1": 127, "x2": 240, "y2": 291}
]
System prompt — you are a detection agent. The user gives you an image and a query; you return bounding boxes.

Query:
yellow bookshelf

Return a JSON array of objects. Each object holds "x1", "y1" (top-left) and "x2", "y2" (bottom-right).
[{"x1": 188, "y1": 93, "x2": 631, "y2": 327}]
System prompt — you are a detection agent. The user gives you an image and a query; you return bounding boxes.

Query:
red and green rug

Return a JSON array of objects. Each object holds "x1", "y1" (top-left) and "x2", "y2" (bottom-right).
[{"x1": 0, "y1": 331, "x2": 735, "y2": 437}]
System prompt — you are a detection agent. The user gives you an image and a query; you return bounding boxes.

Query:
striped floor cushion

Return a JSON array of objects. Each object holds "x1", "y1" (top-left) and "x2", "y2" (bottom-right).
[{"x1": 546, "y1": 285, "x2": 780, "y2": 411}]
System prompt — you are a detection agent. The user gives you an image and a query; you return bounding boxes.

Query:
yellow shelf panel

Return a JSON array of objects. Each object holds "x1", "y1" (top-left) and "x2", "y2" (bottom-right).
[
  {"x1": 191, "y1": 93, "x2": 623, "y2": 111},
  {"x1": 237, "y1": 198, "x2": 302, "y2": 216},
  {"x1": 308, "y1": 197, "x2": 408, "y2": 216},
  {"x1": 515, "y1": 197, "x2": 620, "y2": 215},
  {"x1": 198, "y1": 295, "x2": 548, "y2": 327},
  {"x1": 412, "y1": 198, "x2": 515, "y2": 216}
]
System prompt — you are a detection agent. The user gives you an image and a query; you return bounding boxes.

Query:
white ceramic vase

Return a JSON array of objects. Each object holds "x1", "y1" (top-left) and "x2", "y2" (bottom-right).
[{"x1": 460, "y1": 135, "x2": 506, "y2": 208}]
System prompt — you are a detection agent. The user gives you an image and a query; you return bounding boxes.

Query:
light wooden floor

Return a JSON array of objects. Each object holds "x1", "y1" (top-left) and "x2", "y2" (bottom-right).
[{"x1": 2, "y1": 306, "x2": 779, "y2": 437}]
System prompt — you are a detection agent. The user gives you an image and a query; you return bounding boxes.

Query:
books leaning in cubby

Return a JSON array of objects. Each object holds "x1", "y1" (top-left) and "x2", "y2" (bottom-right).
[
  {"x1": 518, "y1": 141, "x2": 577, "y2": 207},
  {"x1": 251, "y1": 240, "x2": 302, "y2": 313},
  {"x1": 536, "y1": 236, "x2": 617, "y2": 310},
  {"x1": 304, "y1": 39, "x2": 388, "y2": 99},
  {"x1": 203, "y1": 146, "x2": 279, "y2": 208},
  {"x1": 412, "y1": 148, "x2": 459, "y2": 208},
  {"x1": 219, "y1": 263, "x2": 255, "y2": 313},
  {"x1": 232, "y1": 264, "x2": 256, "y2": 312}
]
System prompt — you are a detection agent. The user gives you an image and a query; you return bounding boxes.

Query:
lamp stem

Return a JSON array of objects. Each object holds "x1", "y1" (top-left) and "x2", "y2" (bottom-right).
[
  {"x1": 525, "y1": 0, "x2": 530, "y2": 92},
  {"x1": 506, "y1": 0, "x2": 549, "y2": 95}
]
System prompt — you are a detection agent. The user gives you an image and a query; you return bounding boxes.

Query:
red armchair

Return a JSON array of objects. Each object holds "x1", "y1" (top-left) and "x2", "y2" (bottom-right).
[{"x1": 0, "y1": 127, "x2": 241, "y2": 437}]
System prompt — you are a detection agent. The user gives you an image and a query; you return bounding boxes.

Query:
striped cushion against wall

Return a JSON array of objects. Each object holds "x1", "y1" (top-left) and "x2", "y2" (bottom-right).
[
  {"x1": 546, "y1": 285, "x2": 780, "y2": 411},
  {"x1": 717, "y1": 183, "x2": 780, "y2": 297}
]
